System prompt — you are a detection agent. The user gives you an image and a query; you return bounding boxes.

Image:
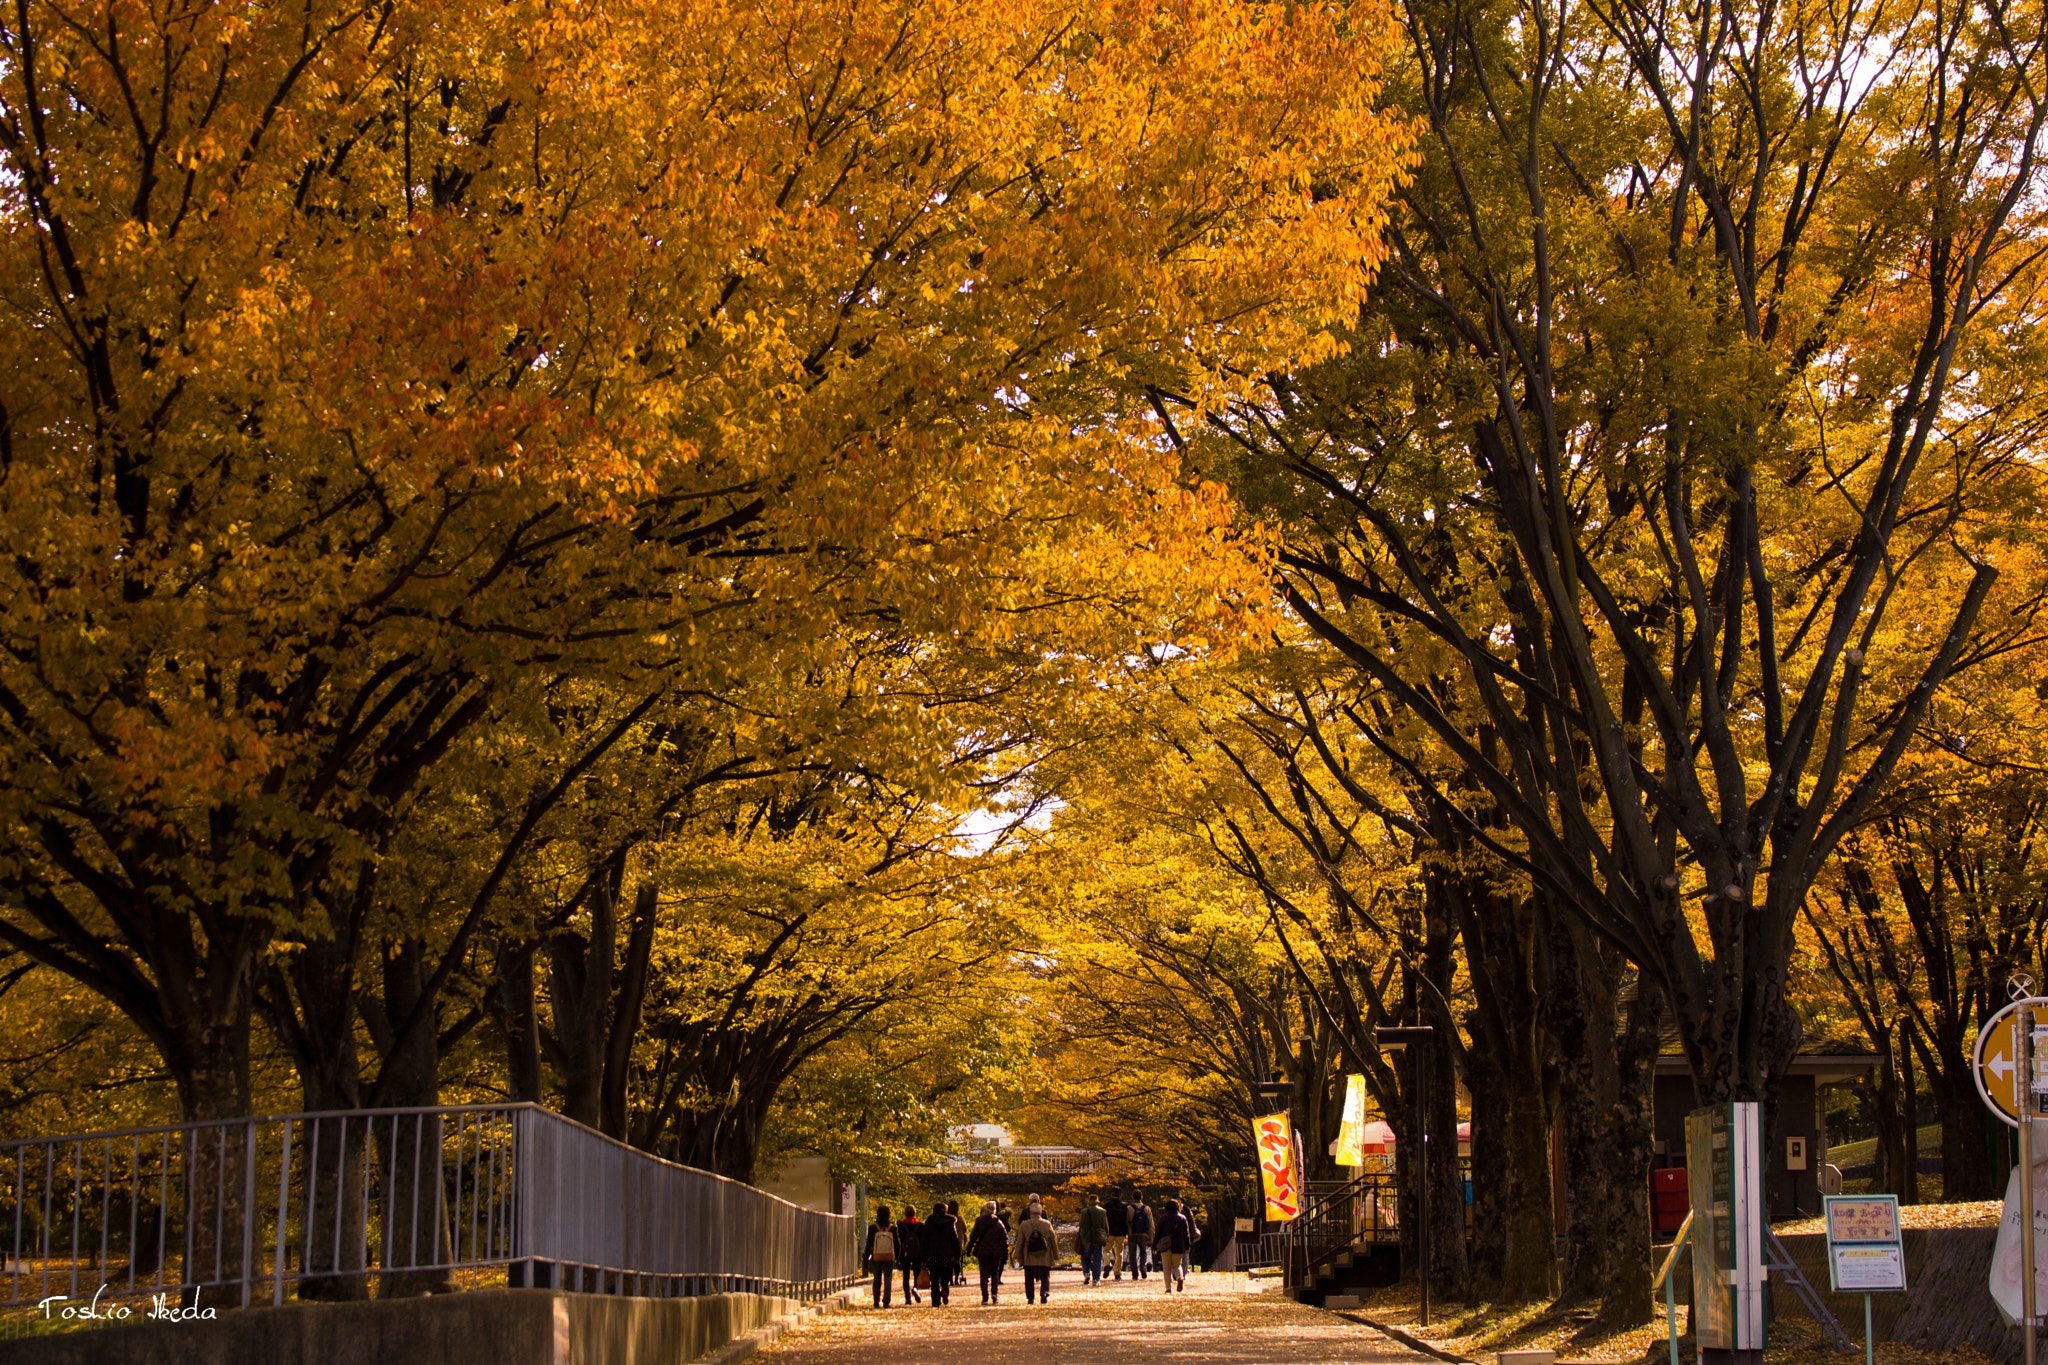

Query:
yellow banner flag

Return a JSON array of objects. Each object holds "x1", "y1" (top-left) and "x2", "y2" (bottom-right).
[
  {"x1": 1253, "y1": 1111, "x2": 1300, "y2": 1221},
  {"x1": 1334, "y1": 1073, "x2": 1368, "y2": 1166}
]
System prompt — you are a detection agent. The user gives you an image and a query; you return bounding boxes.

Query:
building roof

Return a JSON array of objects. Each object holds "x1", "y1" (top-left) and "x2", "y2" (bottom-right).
[{"x1": 1615, "y1": 983, "x2": 1880, "y2": 1083}]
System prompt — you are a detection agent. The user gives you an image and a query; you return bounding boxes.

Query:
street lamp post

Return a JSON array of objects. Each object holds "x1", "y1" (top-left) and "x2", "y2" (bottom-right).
[{"x1": 1377, "y1": 1025, "x2": 1436, "y2": 1327}]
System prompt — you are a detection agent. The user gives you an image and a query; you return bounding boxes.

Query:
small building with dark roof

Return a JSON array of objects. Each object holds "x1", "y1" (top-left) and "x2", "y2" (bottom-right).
[{"x1": 1646, "y1": 1017, "x2": 1880, "y2": 1222}]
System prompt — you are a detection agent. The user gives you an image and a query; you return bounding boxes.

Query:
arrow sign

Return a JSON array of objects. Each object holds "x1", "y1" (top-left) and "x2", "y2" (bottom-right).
[{"x1": 1977, "y1": 1000, "x2": 2048, "y2": 1128}]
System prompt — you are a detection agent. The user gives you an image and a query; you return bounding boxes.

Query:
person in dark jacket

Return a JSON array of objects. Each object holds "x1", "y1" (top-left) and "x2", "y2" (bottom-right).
[
  {"x1": 969, "y1": 1200, "x2": 1009, "y2": 1304},
  {"x1": 1077, "y1": 1194, "x2": 1110, "y2": 1284},
  {"x1": 948, "y1": 1200, "x2": 967, "y2": 1285},
  {"x1": 863, "y1": 1205, "x2": 898, "y2": 1308},
  {"x1": 897, "y1": 1204, "x2": 925, "y2": 1305},
  {"x1": 1153, "y1": 1198, "x2": 1195, "y2": 1293},
  {"x1": 918, "y1": 1203, "x2": 961, "y2": 1307},
  {"x1": 1104, "y1": 1193, "x2": 1130, "y2": 1280}
]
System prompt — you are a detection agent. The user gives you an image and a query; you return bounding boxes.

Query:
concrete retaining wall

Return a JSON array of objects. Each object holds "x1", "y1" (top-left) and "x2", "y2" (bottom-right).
[
  {"x1": 1772, "y1": 1227, "x2": 2016, "y2": 1364},
  {"x1": 0, "y1": 1287, "x2": 815, "y2": 1365}
]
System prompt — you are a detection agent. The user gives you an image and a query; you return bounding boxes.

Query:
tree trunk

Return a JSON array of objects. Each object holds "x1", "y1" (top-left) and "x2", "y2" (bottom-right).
[
  {"x1": 1465, "y1": 1034, "x2": 1511, "y2": 1293},
  {"x1": 1934, "y1": 1063, "x2": 1993, "y2": 1200},
  {"x1": 1549, "y1": 915, "x2": 1657, "y2": 1325},
  {"x1": 171, "y1": 1016, "x2": 254, "y2": 1308},
  {"x1": 600, "y1": 885, "x2": 660, "y2": 1140},
  {"x1": 1602, "y1": 977, "x2": 1659, "y2": 1327},
  {"x1": 1549, "y1": 913, "x2": 1614, "y2": 1308},
  {"x1": 369, "y1": 938, "x2": 451, "y2": 1298},
  {"x1": 1899, "y1": 1033, "x2": 1920, "y2": 1206},
  {"x1": 487, "y1": 940, "x2": 545, "y2": 1106},
  {"x1": 1451, "y1": 867, "x2": 1554, "y2": 1303},
  {"x1": 294, "y1": 1111, "x2": 370, "y2": 1301},
  {"x1": 1867, "y1": 1019, "x2": 1911, "y2": 1201}
]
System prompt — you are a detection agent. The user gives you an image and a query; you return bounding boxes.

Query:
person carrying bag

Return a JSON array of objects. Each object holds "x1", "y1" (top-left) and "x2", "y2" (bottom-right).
[
  {"x1": 864, "y1": 1206, "x2": 899, "y2": 1308},
  {"x1": 1126, "y1": 1195, "x2": 1155, "y2": 1279},
  {"x1": 1013, "y1": 1205, "x2": 1060, "y2": 1305}
]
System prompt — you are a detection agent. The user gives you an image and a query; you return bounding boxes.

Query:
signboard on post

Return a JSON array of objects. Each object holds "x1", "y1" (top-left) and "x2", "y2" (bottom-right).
[
  {"x1": 1686, "y1": 1103, "x2": 1765, "y2": 1364},
  {"x1": 1826, "y1": 1194, "x2": 1904, "y2": 1365},
  {"x1": 1253, "y1": 1112, "x2": 1300, "y2": 1222},
  {"x1": 1825, "y1": 1195, "x2": 1905, "y2": 1292}
]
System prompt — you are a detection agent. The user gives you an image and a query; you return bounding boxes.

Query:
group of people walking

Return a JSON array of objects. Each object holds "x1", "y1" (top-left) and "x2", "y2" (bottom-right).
[
  {"x1": 860, "y1": 1199, "x2": 962, "y2": 1308},
  {"x1": 861, "y1": 1189, "x2": 1200, "y2": 1309},
  {"x1": 1074, "y1": 1192, "x2": 1198, "y2": 1293}
]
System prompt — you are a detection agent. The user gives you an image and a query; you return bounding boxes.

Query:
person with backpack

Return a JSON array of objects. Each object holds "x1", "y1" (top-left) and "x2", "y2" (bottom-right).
[
  {"x1": 1103, "y1": 1192, "x2": 1130, "y2": 1280},
  {"x1": 897, "y1": 1203, "x2": 926, "y2": 1305},
  {"x1": 864, "y1": 1205, "x2": 899, "y2": 1308},
  {"x1": 1012, "y1": 1203, "x2": 1060, "y2": 1304},
  {"x1": 1126, "y1": 1192, "x2": 1155, "y2": 1279},
  {"x1": 918, "y1": 1201, "x2": 961, "y2": 1307},
  {"x1": 1153, "y1": 1198, "x2": 1195, "y2": 1294},
  {"x1": 1077, "y1": 1193, "x2": 1110, "y2": 1284},
  {"x1": 969, "y1": 1201, "x2": 1009, "y2": 1305}
]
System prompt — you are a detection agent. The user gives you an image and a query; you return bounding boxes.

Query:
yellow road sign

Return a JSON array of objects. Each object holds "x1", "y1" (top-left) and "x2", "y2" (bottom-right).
[
  {"x1": 1978, "y1": 1004, "x2": 2023, "y2": 1125},
  {"x1": 1976, "y1": 999, "x2": 2048, "y2": 1129}
]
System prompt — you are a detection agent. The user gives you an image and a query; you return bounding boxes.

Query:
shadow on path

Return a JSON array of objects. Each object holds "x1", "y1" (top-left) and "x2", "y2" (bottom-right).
[{"x1": 763, "y1": 1270, "x2": 1441, "y2": 1364}]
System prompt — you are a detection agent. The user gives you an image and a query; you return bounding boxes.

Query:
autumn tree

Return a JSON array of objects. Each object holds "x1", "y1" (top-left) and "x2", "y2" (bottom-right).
[
  {"x1": 1803, "y1": 628, "x2": 2048, "y2": 1202},
  {"x1": 1202, "y1": 0, "x2": 2048, "y2": 1177},
  {"x1": 0, "y1": 0, "x2": 1412, "y2": 1133},
  {"x1": 1018, "y1": 822, "x2": 1348, "y2": 1229}
]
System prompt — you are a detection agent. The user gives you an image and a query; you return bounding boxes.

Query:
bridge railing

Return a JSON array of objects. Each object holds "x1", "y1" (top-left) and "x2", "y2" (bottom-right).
[
  {"x1": 902, "y1": 1146, "x2": 1108, "y2": 1175},
  {"x1": 0, "y1": 1103, "x2": 856, "y2": 1321}
]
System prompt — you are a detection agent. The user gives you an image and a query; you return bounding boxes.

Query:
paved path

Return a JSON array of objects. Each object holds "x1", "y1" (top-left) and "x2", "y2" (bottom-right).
[{"x1": 761, "y1": 1270, "x2": 1438, "y2": 1364}]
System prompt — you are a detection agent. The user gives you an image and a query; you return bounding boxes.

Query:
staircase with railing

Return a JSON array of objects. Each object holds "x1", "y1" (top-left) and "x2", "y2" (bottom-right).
[{"x1": 1279, "y1": 1173, "x2": 1402, "y2": 1306}]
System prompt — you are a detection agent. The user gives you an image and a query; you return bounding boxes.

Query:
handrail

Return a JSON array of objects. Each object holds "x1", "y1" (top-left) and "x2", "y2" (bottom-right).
[
  {"x1": 1652, "y1": 1210, "x2": 1692, "y2": 1289},
  {"x1": 0, "y1": 1102, "x2": 535, "y2": 1154},
  {"x1": 0, "y1": 1103, "x2": 858, "y2": 1324},
  {"x1": 1277, "y1": 1170, "x2": 1398, "y2": 1290},
  {"x1": 1654, "y1": 1212, "x2": 1693, "y2": 1365}
]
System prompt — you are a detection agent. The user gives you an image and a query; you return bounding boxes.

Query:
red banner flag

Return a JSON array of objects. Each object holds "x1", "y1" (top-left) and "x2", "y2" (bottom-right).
[{"x1": 1254, "y1": 1112, "x2": 1300, "y2": 1221}]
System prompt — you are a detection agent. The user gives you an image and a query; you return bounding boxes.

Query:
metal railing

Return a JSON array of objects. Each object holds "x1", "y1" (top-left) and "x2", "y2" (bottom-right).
[
  {"x1": 1234, "y1": 1231, "x2": 1284, "y2": 1269},
  {"x1": 904, "y1": 1146, "x2": 1108, "y2": 1175},
  {"x1": 1, "y1": 1103, "x2": 856, "y2": 1321},
  {"x1": 1279, "y1": 1172, "x2": 1400, "y2": 1289}
]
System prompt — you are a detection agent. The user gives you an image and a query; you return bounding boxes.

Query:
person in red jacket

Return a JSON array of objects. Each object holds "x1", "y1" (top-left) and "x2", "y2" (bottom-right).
[{"x1": 897, "y1": 1204, "x2": 926, "y2": 1305}]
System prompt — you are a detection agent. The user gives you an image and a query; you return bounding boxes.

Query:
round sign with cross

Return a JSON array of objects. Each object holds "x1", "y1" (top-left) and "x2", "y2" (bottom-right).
[{"x1": 1975, "y1": 997, "x2": 2048, "y2": 1128}]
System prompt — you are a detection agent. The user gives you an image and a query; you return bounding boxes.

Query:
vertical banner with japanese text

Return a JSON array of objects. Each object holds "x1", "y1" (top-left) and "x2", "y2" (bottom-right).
[
  {"x1": 1334, "y1": 1074, "x2": 1368, "y2": 1166},
  {"x1": 1254, "y1": 1112, "x2": 1300, "y2": 1221}
]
